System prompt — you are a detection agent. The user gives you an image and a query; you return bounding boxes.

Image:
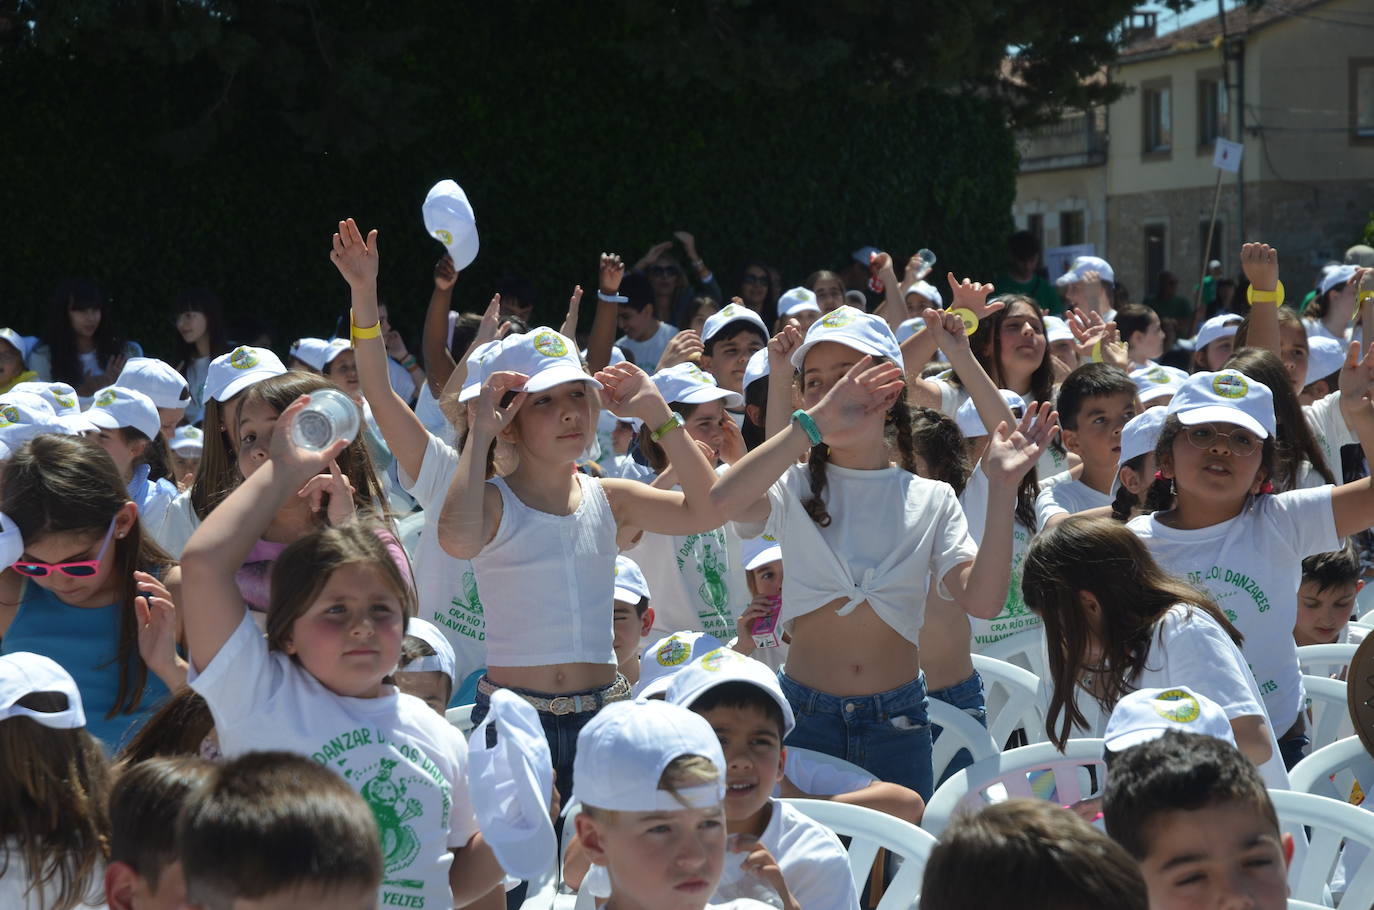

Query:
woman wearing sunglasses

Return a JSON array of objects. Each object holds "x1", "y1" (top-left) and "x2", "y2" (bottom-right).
[
  {"x1": 1, "y1": 434, "x2": 180, "y2": 752},
  {"x1": 632, "y1": 231, "x2": 723, "y2": 326}
]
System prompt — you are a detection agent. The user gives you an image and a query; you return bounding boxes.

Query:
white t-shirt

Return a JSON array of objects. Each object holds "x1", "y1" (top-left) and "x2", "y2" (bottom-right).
[
  {"x1": 1033, "y1": 476, "x2": 1113, "y2": 528},
  {"x1": 615, "y1": 321, "x2": 678, "y2": 372},
  {"x1": 960, "y1": 467, "x2": 1041, "y2": 648},
  {"x1": 777, "y1": 751, "x2": 874, "y2": 798},
  {"x1": 414, "y1": 383, "x2": 457, "y2": 447},
  {"x1": 1126, "y1": 487, "x2": 1339, "y2": 733},
  {"x1": 1300, "y1": 391, "x2": 1355, "y2": 490},
  {"x1": 190, "y1": 613, "x2": 477, "y2": 910},
  {"x1": 629, "y1": 520, "x2": 749, "y2": 646},
  {"x1": 397, "y1": 433, "x2": 487, "y2": 685},
  {"x1": 149, "y1": 489, "x2": 199, "y2": 558},
  {"x1": 741, "y1": 464, "x2": 978, "y2": 646},
  {"x1": 0, "y1": 845, "x2": 105, "y2": 909},
  {"x1": 713, "y1": 800, "x2": 859, "y2": 910}
]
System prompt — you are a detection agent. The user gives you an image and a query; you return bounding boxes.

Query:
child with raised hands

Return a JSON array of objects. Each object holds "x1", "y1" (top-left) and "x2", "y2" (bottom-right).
[
  {"x1": 177, "y1": 393, "x2": 503, "y2": 910},
  {"x1": 1128, "y1": 353, "x2": 1374, "y2": 768},
  {"x1": 708, "y1": 304, "x2": 1056, "y2": 798},
  {"x1": 1, "y1": 436, "x2": 181, "y2": 752},
  {"x1": 437, "y1": 321, "x2": 722, "y2": 801}
]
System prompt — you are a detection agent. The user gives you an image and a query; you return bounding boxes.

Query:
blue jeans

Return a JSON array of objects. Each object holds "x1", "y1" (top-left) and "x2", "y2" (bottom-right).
[
  {"x1": 778, "y1": 671, "x2": 934, "y2": 801},
  {"x1": 927, "y1": 670, "x2": 988, "y2": 786}
]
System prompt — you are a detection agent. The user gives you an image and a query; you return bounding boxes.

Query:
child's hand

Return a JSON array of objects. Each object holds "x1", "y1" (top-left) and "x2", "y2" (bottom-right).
[
  {"x1": 656, "y1": 330, "x2": 704, "y2": 370},
  {"x1": 983, "y1": 401, "x2": 1059, "y2": 489},
  {"x1": 594, "y1": 362, "x2": 665, "y2": 423},
  {"x1": 1050, "y1": 353, "x2": 1075, "y2": 384},
  {"x1": 870, "y1": 251, "x2": 894, "y2": 277},
  {"x1": 330, "y1": 218, "x2": 379, "y2": 289},
  {"x1": 1066, "y1": 309, "x2": 1118, "y2": 363},
  {"x1": 1063, "y1": 270, "x2": 1103, "y2": 312},
  {"x1": 673, "y1": 231, "x2": 699, "y2": 261},
  {"x1": 807, "y1": 356, "x2": 906, "y2": 446},
  {"x1": 270, "y1": 395, "x2": 353, "y2": 481},
  {"x1": 727, "y1": 835, "x2": 799, "y2": 910},
  {"x1": 768, "y1": 323, "x2": 804, "y2": 373},
  {"x1": 297, "y1": 459, "x2": 357, "y2": 525},
  {"x1": 922, "y1": 307, "x2": 971, "y2": 356},
  {"x1": 1339, "y1": 340, "x2": 1374, "y2": 425},
  {"x1": 1241, "y1": 242, "x2": 1279, "y2": 291},
  {"x1": 733, "y1": 595, "x2": 777, "y2": 655},
  {"x1": 433, "y1": 255, "x2": 457, "y2": 291},
  {"x1": 718, "y1": 416, "x2": 746, "y2": 465},
  {"x1": 561, "y1": 285, "x2": 584, "y2": 338},
  {"x1": 384, "y1": 328, "x2": 409, "y2": 362},
  {"x1": 134, "y1": 571, "x2": 185, "y2": 683},
  {"x1": 600, "y1": 253, "x2": 626, "y2": 294},
  {"x1": 945, "y1": 272, "x2": 1003, "y2": 317},
  {"x1": 475, "y1": 295, "x2": 502, "y2": 346},
  {"x1": 472, "y1": 371, "x2": 529, "y2": 439}
]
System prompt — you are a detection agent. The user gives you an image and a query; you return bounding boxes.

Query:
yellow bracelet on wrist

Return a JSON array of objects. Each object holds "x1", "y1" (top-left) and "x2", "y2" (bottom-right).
[
  {"x1": 1246, "y1": 280, "x2": 1285, "y2": 307},
  {"x1": 350, "y1": 309, "x2": 382, "y2": 346}
]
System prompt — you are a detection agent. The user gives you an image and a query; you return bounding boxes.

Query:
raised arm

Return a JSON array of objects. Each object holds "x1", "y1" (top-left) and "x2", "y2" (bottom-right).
[
  {"x1": 764, "y1": 324, "x2": 803, "y2": 440},
  {"x1": 422, "y1": 255, "x2": 460, "y2": 395},
  {"x1": 1330, "y1": 341, "x2": 1374, "y2": 538},
  {"x1": 435, "y1": 371, "x2": 520, "y2": 559},
  {"x1": 179, "y1": 396, "x2": 351, "y2": 669},
  {"x1": 584, "y1": 254, "x2": 625, "y2": 375},
  {"x1": 871, "y1": 251, "x2": 908, "y2": 332},
  {"x1": 1239, "y1": 242, "x2": 1281, "y2": 356},
  {"x1": 330, "y1": 218, "x2": 431, "y2": 482},
  {"x1": 905, "y1": 273, "x2": 1007, "y2": 412},
  {"x1": 931, "y1": 277, "x2": 1017, "y2": 431},
  {"x1": 560, "y1": 286, "x2": 584, "y2": 340}
]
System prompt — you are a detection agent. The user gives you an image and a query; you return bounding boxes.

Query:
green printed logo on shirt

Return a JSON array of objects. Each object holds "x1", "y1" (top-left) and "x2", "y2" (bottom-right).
[{"x1": 433, "y1": 569, "x2": 485, "y2": 642}]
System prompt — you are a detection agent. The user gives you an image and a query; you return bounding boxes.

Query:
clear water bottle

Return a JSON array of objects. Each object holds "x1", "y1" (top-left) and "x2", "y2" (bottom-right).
[
  {"x1": 714, "y1": 845, "x2": 786, "y2": 908},
  {"x1": 291, "y1": 388, "x2": 361, "y2": 452},
  {"x1": 912, "y1": 248, "x2": 937, "y2": 281}
]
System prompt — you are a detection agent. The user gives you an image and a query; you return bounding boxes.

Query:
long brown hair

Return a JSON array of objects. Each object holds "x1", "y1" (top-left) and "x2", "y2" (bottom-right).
[
  {"x1": 0, "y1": 692, "x2": 112, "y2": 910},
  {"x1": 1224, "y1": 347, "x2": 1335, "y2": 488},
  {"x1": 1022, "y1": 516, "x2": 1243, "y2": 749},
  {"x1": 2, "y1": 435, "x2": 176, "y2": 717}
]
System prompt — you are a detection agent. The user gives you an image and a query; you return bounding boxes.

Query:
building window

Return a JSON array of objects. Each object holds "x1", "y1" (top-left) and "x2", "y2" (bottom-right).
[
  {"x1": 1353, "y1": 59, "x2": 1374, "y2": 142},
  {"x1": 1197, "y1": 69, "x2": 1229, "y2": 147},
  {"x1": 1142, "y1": 79, "x2": 1172, "y2": 155},
  {"x1": 1059, "y1": 210, "x2": 1085, "y2": 246}
]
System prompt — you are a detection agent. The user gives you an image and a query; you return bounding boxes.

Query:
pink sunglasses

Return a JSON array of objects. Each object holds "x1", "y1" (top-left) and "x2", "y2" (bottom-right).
[{"x1": 11, "y1": 516, "x2": 118, "y2": 579}]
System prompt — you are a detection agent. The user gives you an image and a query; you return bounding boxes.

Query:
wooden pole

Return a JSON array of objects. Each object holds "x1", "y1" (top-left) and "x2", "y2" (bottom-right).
[{"x1": 1194, "y1": 168, "x2": 1225, "y2": 333}]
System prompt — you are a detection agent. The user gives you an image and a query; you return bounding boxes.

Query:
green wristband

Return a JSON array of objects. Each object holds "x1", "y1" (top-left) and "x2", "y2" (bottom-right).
[
  {"x1": 651, "y1": 412, "x2": 685, "y2": 442},
  {"x1": 792, "y1": 409, "x2": 823, "y2": 446}
]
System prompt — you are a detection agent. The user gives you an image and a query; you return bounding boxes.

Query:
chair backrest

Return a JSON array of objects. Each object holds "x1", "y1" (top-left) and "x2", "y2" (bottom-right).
[
  {"x1": 446, "y1": 703, "x2": 476, "y2": 734},
  {"x1": 969, "y1": 654, "x2": 1050, "y2": 747},
  {"x1": 1302, "y1": 675, "x2": 1354, "y2": 752},
  {"x1": 921, "y1": 738, "x2": 1107, "y2": 838},
  {"x1": 783, "y1": 798, "x2": 938, "y2": 910},
  {"x1": 1289, "y1": 735, "x2": 1374, "y2": 805},
  {"x1": 927, "y1": 698, "x2": 1000, "y2": 786},
  {"x1": 1297, "y1": 643, "x2": 1360, "y2": 679},
  {"x1": 1271, "y1": 789, "x2": 1374, "y2": 909},
  {"x1": 978, "y1": 627, "x2": 1049, "y2": 681}
]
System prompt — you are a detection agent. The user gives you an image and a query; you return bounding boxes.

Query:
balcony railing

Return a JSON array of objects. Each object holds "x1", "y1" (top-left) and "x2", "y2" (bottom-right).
[{"x1": 1017, "y1": 108, "x2": 1108, "y2": 172}]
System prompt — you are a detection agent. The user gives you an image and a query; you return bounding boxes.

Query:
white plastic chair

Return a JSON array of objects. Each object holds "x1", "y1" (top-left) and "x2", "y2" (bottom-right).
[
  {"x1": 1271, "y1": 789, "x2": 1374, "y2": 909},
  {"x1": 978, "y1": 627, "x2": 1049, "y2": 682},
  {"x1": 921, "y1": 738, "x2": 1107, "y2": 838},
  {"x1": 1303, "y1": 675, "x2": 1354, "y2": 752},
  {"x1": 446, "y1": 703, "x2": 476, "y2": 733},
  {"x1": 927, "y1": 698, "x2": 999, "y2": 786},
  {"x1": 1290, "y1": 736, "x2": 1374, "y2": 802},
  {"x1": 783, "y1": 797, "x2": 938, "y2": 910},
  {"x1": 969, "y1": 654, "x2": 1050, "y2": 747},
  {"x1": 1297, "y1": 643, "x2": 1360, "y2": 679}
]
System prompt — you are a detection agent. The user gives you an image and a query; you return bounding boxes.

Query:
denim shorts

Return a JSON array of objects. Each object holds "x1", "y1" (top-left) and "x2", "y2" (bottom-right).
[
  {"x1": 778, "y1": 671, "x2": 934, "y2": 800},
  {"x1": 927, "y1": 670, "x2": 988, "y2": 785}
]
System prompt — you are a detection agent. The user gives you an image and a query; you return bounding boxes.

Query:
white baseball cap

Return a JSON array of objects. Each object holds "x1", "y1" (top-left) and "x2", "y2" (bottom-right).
[
  {"x1": 894, "y1": 318, "x2": 925, "y2": 344},
  {"x1": 422, "y1": 179, "x2": 480, "y2": 271},
  {"x1": 1118, "y1": 407, "x2": 1168, "y2": 466},
  {"x1": 614, "y1": 554, "x2": 651, "y2": 605},
  {"x1": 1129, "y1": 365, "x2": 1189, "y2": 404},
  {"x1": 401, "y1": 617, "x2": 457, "y2": 684},
  {"x1": 702, "y1": 303, "x2": 769, "y2": 346},
  {"x1": 1103, "y1": 686, "x2": 1236, "y2": 753},
  {"x1": 204, "y1": 346, "x2": 288, "y2": 403},
  {"x1": 904, "y1": 280, "x2": 942, "y2": 308},
  {"x1": 485, "y1": 328, "x2": 601, "y2": 395},
  {"x1": 650, "y1": 362, "x2": 743, "y2": 409},
  {"x1": 85, "y1": 386, "x2": 161, "y2": 441},
  {"x1": 740, "y1": 534, "x2": 781, "y2": 572},
  {"x1": 1167, "y1": 369, "x2": 1275, "y2": 439},
  {"x1": 0, "y1": 652, "x2": 86, "y2": 730},
  {"x1": 1043, "y1": 315, "x2": 1074, "y2": 345},
  {"x1": 1320, "y1": 264, "x2": 1358, "y2": 297},
  {"x1": 457, "y1": 339, "x2": 504, "y2": 404},
  {"x1": 0, "y1": 510, "x2": 21, "y2": 566},
  {"x1": 790, "y1": 306, "x2": 905, "y2": 373},
  {"x1": 667, "y1": 647, "x2": 796, "y2": 737},
  {"x1": 777, "y1": 287, "x2": 821, "y2": 319},
  {"x1": 1194, "y1": 313, "x2": 1243, "y2": 351},
  {"x1": 1055, "y1": 255, "x2": 1115, "y2": 287},
  {"x1": 955, "y1": 389, "x2": 1025, "y2": 439},
  {"x1": 10, "y1": 381, "x2": 79, "y2": 416},
  {"x1": 116, "y1": 357, "x2": 191, "y2": 410},
  {"x1": 634, "y1": 631, "x2": 726, "y2": 699},
  {"x1": 467, "y1": 689, "x2": 555, "y2": 879},
  {"x1": 573, "y1": 700, "x2": 726, "y2": 813},
  {"x1": 0, "y1": 328, "x2": 35, "y2": 362},
  {"x1": 289, "y1": 338, "x2": 336, "y2": 371},
  {"x1": 742, "y1": 348, "x2": 770, "y2": 392},
  {"x1": 1208, "y1": 259, "x2": 1222, "y2": 270},
  {"x1": 0, "y1": 395, "x2": 66, "y2": 447},
  {"x1": 169, "y1": 425, "x2": 205, "y2": 454},
  {"x1": 1305, "y1": 335, "x2": 1347, "y2": 386}
]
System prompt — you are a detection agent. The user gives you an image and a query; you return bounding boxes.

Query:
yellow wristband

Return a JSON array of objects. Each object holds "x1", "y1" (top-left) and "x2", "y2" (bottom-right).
[
  {"x1": 1359, "y1": 290, "x2": 1374, "y2": 306},
  {"x1": 1090, "y1": 340, "x2": 1103, "y2": 363},
  {"x1": 1246, "y1": 280, "x2": 1285, "y2": 306},
  {"x1": 350, "y1": 310, "x2": 382, "y2": 346}
]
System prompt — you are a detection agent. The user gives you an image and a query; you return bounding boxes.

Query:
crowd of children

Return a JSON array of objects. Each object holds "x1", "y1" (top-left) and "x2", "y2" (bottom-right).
[{"x1": 3, "y1": 212, "x2": 1374, "y2": 909}]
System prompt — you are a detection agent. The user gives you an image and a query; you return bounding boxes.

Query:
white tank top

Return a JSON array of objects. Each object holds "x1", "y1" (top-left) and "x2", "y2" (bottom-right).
[{"x1": 474, "y1": 472, "x2": 617, "y2": 667}]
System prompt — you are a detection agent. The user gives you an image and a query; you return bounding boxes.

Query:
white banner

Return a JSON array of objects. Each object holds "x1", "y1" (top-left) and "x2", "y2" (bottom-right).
[{"x1": 1213, "y1": 138, "x2": 1243, "y2": 173}]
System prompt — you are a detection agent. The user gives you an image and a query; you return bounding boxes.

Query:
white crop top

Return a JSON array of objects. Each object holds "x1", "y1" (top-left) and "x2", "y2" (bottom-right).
[
  {"x1": 473, "y1": 472, "x2": 617, "y2": 667},
  {"x1": 743, "y1": 463, "x2": 979, "y2": 645}
]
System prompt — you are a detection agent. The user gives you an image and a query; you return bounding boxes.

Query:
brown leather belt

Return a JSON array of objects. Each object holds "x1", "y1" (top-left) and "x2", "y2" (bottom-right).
[{"x1": 477, "y1": 674, "x2": 631, "y2": 716}]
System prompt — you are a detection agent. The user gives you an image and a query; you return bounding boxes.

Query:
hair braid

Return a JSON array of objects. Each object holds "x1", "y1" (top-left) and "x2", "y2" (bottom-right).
[{"x1": 802, "y1": 443, "x2": 833, "y2": 527}]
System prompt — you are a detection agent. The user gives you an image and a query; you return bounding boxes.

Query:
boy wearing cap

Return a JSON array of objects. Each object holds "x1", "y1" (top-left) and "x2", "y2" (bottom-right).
[
  {"x1": 395, "y1": 617, "x2": 459, "y2": 714},
  {"x1": 615, "y1": 273, "x2": 679, "y2": 370},
  {"x1": 1036, "y1": 363, "x2": 1138, "y2": 528},
  {"x1": 775, "y1": 288, "x2": 820, "y2": 333},
  {"x1": 1300, "y1": 335, "x2": 1346, "y2": 407},
  {"x1": 116, "y1": 357, "x2": 191, "y2": 440},
  {"x1": 1129, "y1": 364, "x2": 1189, "y2": 410},
  {"x1": 1056, "y1": 255, "x2": 1115, "y2": 318},
  {"x1": 1192, "y1": 313, "x2": 1242, "y2": 372},
  {"x1": 612, "y1": 555, "x2": 655, "y2": 686},
  {"x1": 668, "y1": 648, "x2": 859, "y2": 910},
  {"x1": 700, "y1": 303, "x2": 769, "y2": 396},
  {"x1": 1104, "y1": 732, "x2": 1292, "y2": 910}
]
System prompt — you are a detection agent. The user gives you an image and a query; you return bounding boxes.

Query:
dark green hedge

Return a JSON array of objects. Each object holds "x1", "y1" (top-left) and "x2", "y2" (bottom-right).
[{"x1": 1, "y1": 23, "x2": 1017, "y2": 359}]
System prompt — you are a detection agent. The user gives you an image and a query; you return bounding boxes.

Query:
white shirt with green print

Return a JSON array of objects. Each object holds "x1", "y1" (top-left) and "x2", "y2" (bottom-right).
[
  {"x1": 629, "y1": 521, "x2": 749, "y2": 647},
  {"x1": 959, "y1": 466, "x2": 1042, "y2": 649}
]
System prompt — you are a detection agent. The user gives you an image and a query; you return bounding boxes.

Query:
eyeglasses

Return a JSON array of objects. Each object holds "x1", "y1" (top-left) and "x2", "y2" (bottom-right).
[
  {"x1": 741, "y1": 273, "x2": 769, "y2": 286},
  {"x1": 648, "y1": 266, "x2": 679, "y2": 279},
  {"x1": 1183, "y1": 424, "x2": 1259, "y2": 456},
  {"x1": 11, "y1": 516, "x2": 118, "y2": 578}
]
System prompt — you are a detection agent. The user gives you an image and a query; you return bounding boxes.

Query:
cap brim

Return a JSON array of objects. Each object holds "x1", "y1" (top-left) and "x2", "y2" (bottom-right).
[
  {"x1": 521, "y1": 368, "x2": 603, "y2": 395},
  {"x1": 457, "y1": 382, "x2": 482, "y2": 403},
  {"x1": 1103, "y1": 727, "x2": 1168, "y2": 752},
  {"x1": 613, "y1": 586, "x2": 645, "y2": 604},
  {"x1": 742, "y1": 545, "x2": 782, "y2": 572},
  {"x1": 633, "y1": 674, "x2": 673, "y2": 700},
  {"x1": 214, "y1": 369, "x2": 282, "y2": 402},
  {"x1": 82, "y1": 410, "x2": 123, "y2": 431},
  {"x1": 675, "y1": 674, "x2": 795, "y2": 737},
  {"x1": 56, "y1": 414, "x2": 100, "y2": 435},
  {"x1": 168, "y1": 441, "x2": 203, "y2": 454},
  {"x1": 790, "y1": 338, "x2": 903, "y2": 373},
  {"x1": 676, "y1": 386, "x2": 744, "y2": 409},
  {"x1": 1174, "y1": 406, "x2": 1269, "y2": 438},
  {"x1": 781, "y1": 302, "x2": 822, "y2": 317},
  {"x1": 1137, "y1": 386, "x2": 1176, "y2": 403}
]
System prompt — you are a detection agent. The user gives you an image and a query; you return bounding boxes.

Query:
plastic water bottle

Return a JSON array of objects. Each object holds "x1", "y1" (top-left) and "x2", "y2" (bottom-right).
[
  {"x1": 912, "y1": 248, "x2": 937, "y2": 281},
  {"x1": 715, "y1": 856, "x2": 786, "y2": 908},
  {"x1": 291, "y1": 388, "x2": 361, "y2": 452}
]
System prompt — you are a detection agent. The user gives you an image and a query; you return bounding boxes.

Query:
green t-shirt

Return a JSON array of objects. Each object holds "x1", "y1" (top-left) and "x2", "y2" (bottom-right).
[
  {"x1": 993, "y1": 272, "x2": 1064, "y2": 316},
  {"x1": 1145, "y1": 295, "x2": 1194, "y2": 323}
]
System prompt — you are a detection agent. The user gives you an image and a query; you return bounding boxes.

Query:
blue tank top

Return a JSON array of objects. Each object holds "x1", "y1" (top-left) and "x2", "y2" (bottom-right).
[{"x1": 2, "y1": 582, "x2": 170, "y2": 752}]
